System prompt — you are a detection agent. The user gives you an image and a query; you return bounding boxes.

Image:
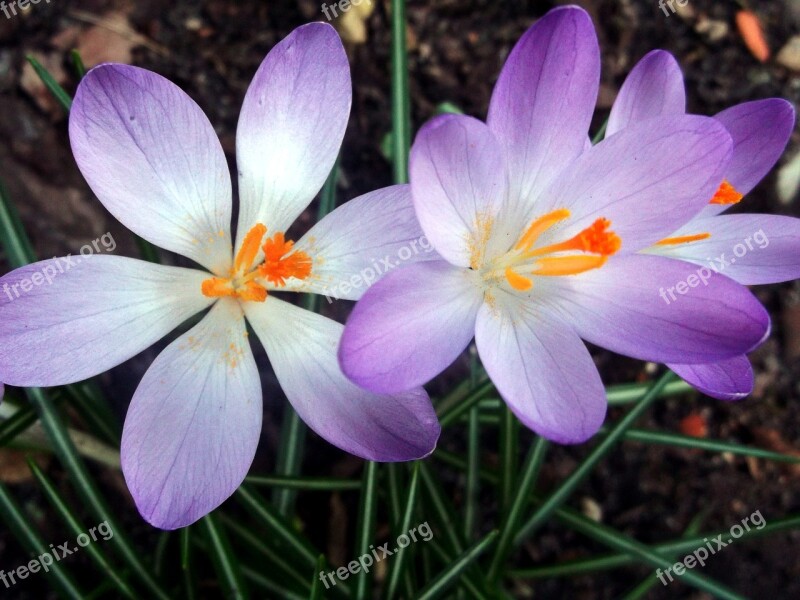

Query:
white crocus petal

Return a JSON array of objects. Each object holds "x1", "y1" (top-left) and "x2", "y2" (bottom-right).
[
  {"x1": 244, "y1": 297, "x2": 440, "y2": 461},
  {"x1": 122, "y1": 299, "x2": 262, "y2": 530},
  {"x1": 284, "y1": 185, "x2": 438, "y2": 300},
  {"x1": 235, "y1": 23, "x2": 351, "y2": 247},
  {"x1": 0, "y1": 256, "x2": 212, "y2": 387},
  {"x1": 70, "y1": 64, "x2": 234, "y2": 275}
]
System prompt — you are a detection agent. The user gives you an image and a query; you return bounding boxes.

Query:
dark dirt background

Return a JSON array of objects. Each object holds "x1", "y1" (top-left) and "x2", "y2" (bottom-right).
[{"x1": 1, "y1": 0, "x2": 799, "y2": 598}]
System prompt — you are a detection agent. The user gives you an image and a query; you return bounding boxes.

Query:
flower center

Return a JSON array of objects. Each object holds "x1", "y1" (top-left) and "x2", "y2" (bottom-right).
[
  {"x1": 484, "y1": 208, "x2": 622, "y2": 292},
  {"x1": 201, "y1": 223, "x2": 312, "y2": 302}
]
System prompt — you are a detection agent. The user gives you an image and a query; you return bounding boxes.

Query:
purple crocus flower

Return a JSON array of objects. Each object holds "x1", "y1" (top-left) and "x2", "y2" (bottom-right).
[
  {"x1": 0, "y1": 23, "x2": 439, "y2": 529},
  {"x1": 338, "y1": 6, "x2": 771, "y2": 444},
  {"x1": 607, "y1": 49, "x2": 799, "y2": 400}
]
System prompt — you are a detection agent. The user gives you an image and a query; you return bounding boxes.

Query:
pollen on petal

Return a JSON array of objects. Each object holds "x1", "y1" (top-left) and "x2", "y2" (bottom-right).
[{"x1": 709, "y1": 180, "x2": 743, "y2": 205}]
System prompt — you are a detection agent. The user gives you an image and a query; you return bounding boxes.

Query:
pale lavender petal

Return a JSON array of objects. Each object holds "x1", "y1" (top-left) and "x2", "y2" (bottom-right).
[
  {"x1": 544, "y1": 254, "x2": 770, "y2": 363},
  {"x1": 717, "y1": 99, "x2": 795, "y2": 197},
  {"x1": 475, "y1": 291, "x2": 606, "y2": 443},
  {"x1": 236, "y1": 23, "x2": 350, "y2": 246},
  {"x1": 669, "y1": 356, "x2": 753, "y2": 401},
  {"x1": 245, "y1": 297, "x2": 439, "y2": 461},
  {"x1": 0, "y1": 256, "x2": 211, "y2": 387},
  {"x1": 121, "y1": 299, "x2": 262, "y2": 530},
  {"x1": 606, "y1": 50, "x2": 685, "y2": 136},
  {"x1": 487, "y1": 6, "x2": 600, "y2": 234},
  {"x1": 533, "y1": 115, "x2": 732, "y2": 253},
  {"x1": 409, "y1": 114, "x2": 507, "y2": 267},
  {"x1": 70, "y1": 64, "x2": 233, "y2": 275},
  {"x1": 648, "y1": 214, "x2": 800, "y2": 285},
  {"x1": 284, "y1": 185, "x2": 439, "y2": 300},
  {"x1": 339, "y1": 261, "x2": 482, "y2": 394},
  {"x1": 701, "y1": 99, "x2": 796, "y2": 218}
]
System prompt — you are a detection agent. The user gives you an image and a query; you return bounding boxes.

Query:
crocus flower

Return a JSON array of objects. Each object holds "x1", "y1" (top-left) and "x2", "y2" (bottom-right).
[
  {"x1": 0, "y1": 23, "x2": 439, "y2": 529},
  {"x1": 606, "y1": 49, "x2": 799, "y2": 400},
  {"x1": 338, "y1": 6, "x2": 771, "y2": 444}
]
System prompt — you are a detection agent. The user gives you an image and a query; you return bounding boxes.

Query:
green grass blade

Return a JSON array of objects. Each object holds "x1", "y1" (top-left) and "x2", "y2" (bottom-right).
[
  {"x1": 201, "y1": 514, "x2": 248, "y2": 600},
  {"x1": 354, "y1": 461, "x2": 379, "y2": 600},
  {"x1": 438, "y1": 380, "x2": 495, "y2": 428},
  {"x1": 245, "y1": 474, "x2": 362, "y2": 490},
  {"x1": 70, "y1": 50, "x2": 86, "y2": 78},
  {"x1": 514, "y1": 371, "x2": 676, "y2": 547},
  {"x1": 616, "y1": 427, "x2": 800, "y2": 464},
  {"x1": 236, "y1": 486, "x2": 319, "y2": 568},
  {"x1": 240, "y1": 567, "x2": 306, "y2": 600},
  {"x1": 487, "y1": 436, "x2": 549, "y2": 582},
  {"x1": 390, "y1": 0, "x2": 411, "y2": 183},
  {"x1": 0, "y1": 482, "x2": 84, "y2": 598},
  {"x1": 548, "y1": 502, "x2": 746, "y2": 600},
  {"x1": 310, "y1": 555, "x2": 326, "y2": 600},
  {"x1": 509, "y1": 515, "x2": 800, "y2": 578},
  {"x1": 498, "y1": 407, "x2": 517, "y2": 512},
  {"x1": 27, "y1": 459, "x2": 137, "y2": 599},
  {"x1": 606, "y1": 378, "x2": 692, "y2": 406},
  {"x1": 25, "y1": 54, "x2": 72, "y2": 113},
  {"x1": 0, "y1": 402, "x2": 39, "y2": 446},
  {"x1": 180, "y1": 527, "x2": 196, "y2": 600},
  {"x1": 385, "y1": 462, "x2": 421, "y2": 600},
  {"x1": 619, "y1": 513, "x2": 705, "y2": 600},
  {"x1": 416, "y1": 531, "x2": 499, "y2": 600},
  {"x1": 24, "y1": 388, "x2": 170, "y2": 599},
  {"x1": 0, "y1": 179, "x2": 36, "y2": 266},
  {"x1": 591, "y1": 118, "x2": 608, "y2": 145}
]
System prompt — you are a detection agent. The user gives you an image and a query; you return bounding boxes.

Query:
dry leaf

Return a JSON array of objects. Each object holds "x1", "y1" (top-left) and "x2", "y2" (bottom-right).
[
  {"x1": 736, "y1": 10, "x2": 770, "y2": 63},
  {"x1": 777, "y1": 150, "x2": 800, "y2": 205}
]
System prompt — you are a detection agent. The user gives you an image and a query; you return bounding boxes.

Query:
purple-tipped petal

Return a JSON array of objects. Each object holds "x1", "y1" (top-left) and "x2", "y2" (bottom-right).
[
  {"x1": 545, "y1": 254, "x2": 770, "y2": 364},
  {"x1": 285, "y1": 185, "x2": 439, "y2": 300},
  {"x1": 70, "y1": 65, "x2": 233, "y2": 275},
  {"x1": 717, "y1": 99, "x2": 796, "y2": 197},
  {"x1": 409, "y1": 115, "x2": 507, "y2": 267},
  {"x1": 606, "y1": 50, "x2": 686, "y2": 136},
  {"x1": 236, "y1": 23, "x2": 350, "y2": 247},
  {"x1": 487, "y1": 6, "x2": 600, "y2": 233},
  {"x1": 649, "y1": 214, "x2": 800, "y2": 285},
  {"x1": 0, "y1": 256, "x2": 211, "y2": 387},
  {"x1": 669, "y1": 356, "x2": 753, "y2": 401},
  {"x1": 533, "y1": 115, "x2": 732, "y2": 253},
  {"x1": 339, "y1": 261, "x2": 482, "y2": 394},
  {"x1": 121, "y1": 299, "x2": 262, "y2": 530},
  {"x1": 475, "y1": 291, "x2": 606, "y2": 443},
  {"x1": 244, "y1": 297, "x2": 440, "y2": 461},
  {"x1": 701, "y1": 99, "x2": 796, "y2": 218}
]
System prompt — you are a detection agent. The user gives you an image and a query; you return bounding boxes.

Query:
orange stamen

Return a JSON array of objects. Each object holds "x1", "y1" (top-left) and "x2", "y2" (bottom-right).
[
  {"x1": 202, "y1": 223, "x2": 311, "y2": 301},
  {"x1": 504, "y1": 267, "x2": 533, "y2": 291},
  {"x1": 655, "y1": 232, "x2": 711, "y2": 246},
  {"x1": 201, "y1": 277, "x2": 236, "y2": 298},
  {"x1": 526, "y1": 218, "x2": 621, "y2": 257},
  {"x1": 709, "y1": 180, "x2": 743, "y2": 205},
  {"x1": 234, "y1": 223, "x2": 267, "y2": 273},
  {"x1": 533, "y1": 254, "x2": 608, "y2": 277},
  {"x1": 515, "y1": 208, "x2": 571, "y2": 251},
  {"x1": 258, "y1": 233, "x2": 313, "y2": 287}
]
